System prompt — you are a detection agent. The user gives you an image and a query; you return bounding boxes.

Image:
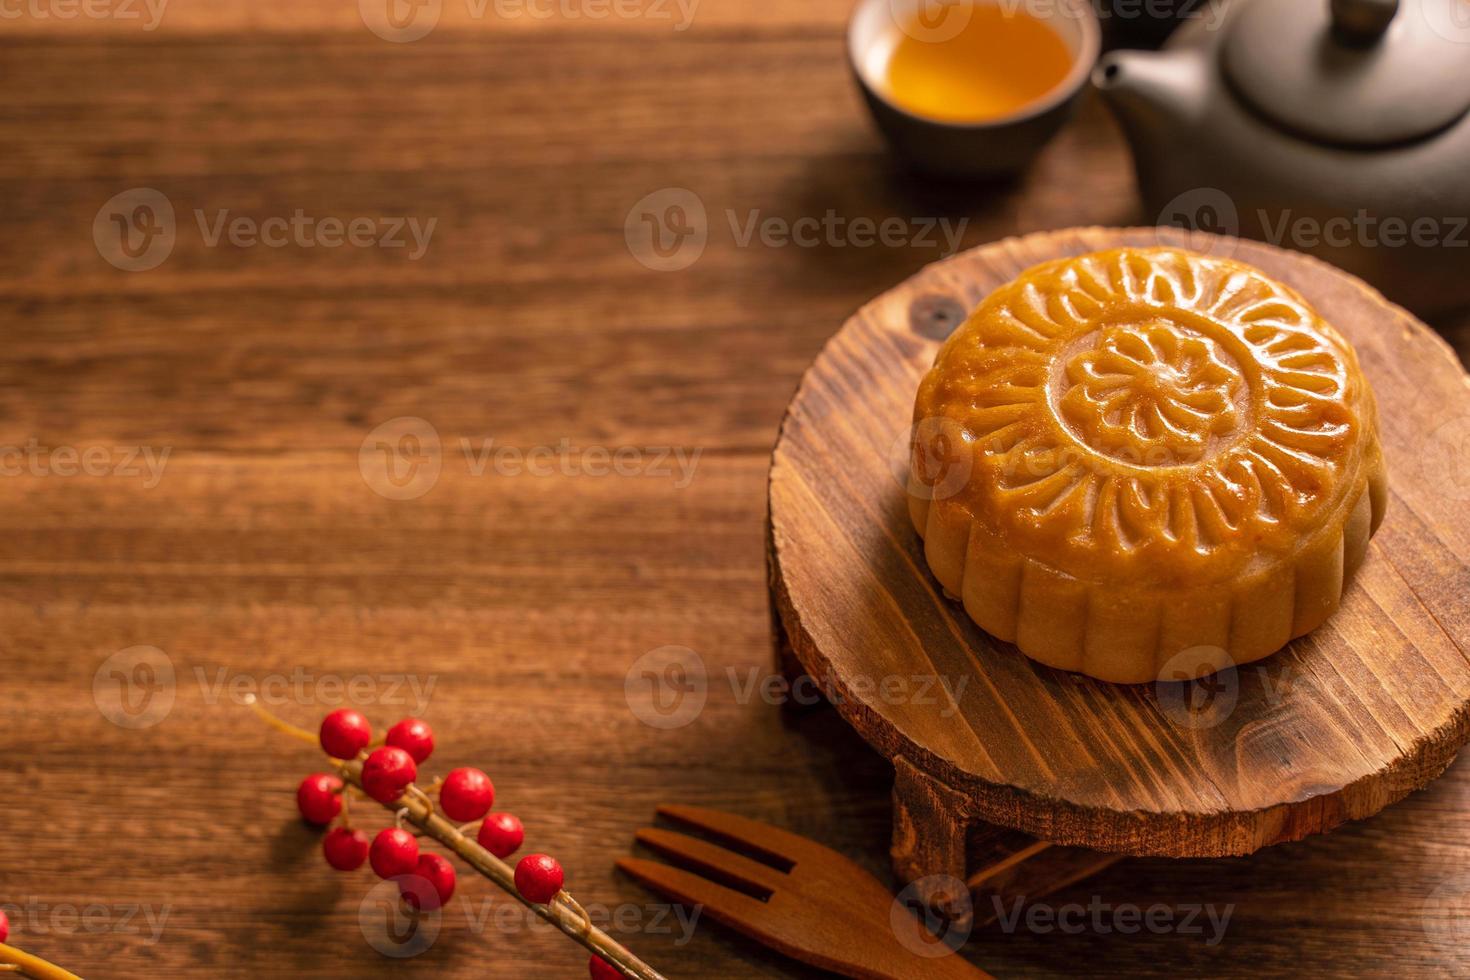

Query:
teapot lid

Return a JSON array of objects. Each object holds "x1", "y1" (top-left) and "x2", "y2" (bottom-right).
[{"x1": 1224, "y1": 0, "x2": 1470, "y2": 147}]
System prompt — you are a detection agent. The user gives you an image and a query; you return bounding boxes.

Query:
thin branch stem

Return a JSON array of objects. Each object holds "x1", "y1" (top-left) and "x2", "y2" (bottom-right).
[
  {"x1": 0, "y1": 944, "x2": 82, "y2": 980},
  {"x1": 247, "y1": 697, "x2": 318, "y2": 747},
  {"x1": 247, "y1": 697, "x2": 668, "y2": 980}
]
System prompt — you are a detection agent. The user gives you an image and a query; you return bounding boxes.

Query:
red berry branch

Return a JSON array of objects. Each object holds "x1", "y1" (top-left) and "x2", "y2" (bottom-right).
[
  {"x1": 251, "y1": 699, "x2": 668, "y2": 980},
  {"x1": 0, "y1": 916, "x2": 82, "y2": 980}
]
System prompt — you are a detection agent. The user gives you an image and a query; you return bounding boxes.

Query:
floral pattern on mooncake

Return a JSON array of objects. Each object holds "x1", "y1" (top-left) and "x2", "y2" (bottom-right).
[{"x1": 908, "y1": 247, "x2": 1386, "y2": 682}]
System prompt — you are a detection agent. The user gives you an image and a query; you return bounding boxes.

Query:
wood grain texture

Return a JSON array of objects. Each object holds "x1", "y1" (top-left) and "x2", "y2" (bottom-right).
[
  {"x1": 769, "y1": 227, "x2": 1470, "y2": 857},
  {"x1": 0, "y1": 5, "x2": 1467, "y2": 978}
]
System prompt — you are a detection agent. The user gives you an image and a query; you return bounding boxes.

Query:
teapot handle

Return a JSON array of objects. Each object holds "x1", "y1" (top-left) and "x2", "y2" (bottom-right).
[{"x1": 1330, "y1": 0, "x2": 1399, "y2": 44}]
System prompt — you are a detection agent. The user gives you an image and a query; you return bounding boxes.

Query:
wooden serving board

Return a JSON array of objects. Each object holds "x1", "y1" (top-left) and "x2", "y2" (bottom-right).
[{"x1": 767, "y1": 228, "x2": 1470, "y2": 896}]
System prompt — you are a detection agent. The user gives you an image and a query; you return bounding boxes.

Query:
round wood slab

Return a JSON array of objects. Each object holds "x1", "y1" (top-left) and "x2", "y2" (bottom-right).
[{"x1": 768, "y1": 227, "x2": 1470, "y2": 859}]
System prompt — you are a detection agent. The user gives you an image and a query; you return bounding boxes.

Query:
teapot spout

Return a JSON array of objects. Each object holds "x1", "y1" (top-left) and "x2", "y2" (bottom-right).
[{"x1": 1092, "y1": 49, "x2": 1208, "y2": 151}]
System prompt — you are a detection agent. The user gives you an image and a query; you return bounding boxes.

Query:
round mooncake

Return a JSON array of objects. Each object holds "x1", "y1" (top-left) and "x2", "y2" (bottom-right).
[{"x1": 907, "y1": 247, "x2": 1387, "y2": 683}]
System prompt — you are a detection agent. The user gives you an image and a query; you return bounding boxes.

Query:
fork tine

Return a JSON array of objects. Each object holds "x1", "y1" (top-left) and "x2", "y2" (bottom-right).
[
  {"x1": 616, "y1": 857, "x2": 772, "y2": 926},
  {"x1": 655, "y1": 805, "x2": 813, "y2": 867},
  {"x1": 635, "y1": 828, "x2": 788, "y2": 895}
]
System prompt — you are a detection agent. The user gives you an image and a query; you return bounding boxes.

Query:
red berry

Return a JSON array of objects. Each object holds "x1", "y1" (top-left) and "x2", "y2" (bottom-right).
[
  {"x1": 514, "y1": 853, "x2": 564, "y2": 904},
  {"x1": 296, "y1": 773, "x2": 344, "y2": 825},
  {"x1": 386, "y1": 718, "x2": 435, "y2": 764},
  {"x1": 323, "y1": 827, "x2": 370, "y2": 871},
  {"x1": 477, "y1": 812, "x2": 524, "y2": 859},
  {"x1": 440, "y1": 767, "x2": 494, "y2": 822},
  {"x1": 0, "y1": 909, "x2": 8, "y2": 944},
  {"x1": 589, "y1": 955, "x2": 621, "y2": 979},
  {"x1": 370, "y1": 827, "x2": 420, "y2": 879},
  {"x1": 320, "y1": 708, "x2": 372, "y2": 759},
  {"x1": 400, "y1": 853, "x2": 456, "y2": 911},
  {"x1": 361, "y1": 746, "x2": 417, "y2": 803}
]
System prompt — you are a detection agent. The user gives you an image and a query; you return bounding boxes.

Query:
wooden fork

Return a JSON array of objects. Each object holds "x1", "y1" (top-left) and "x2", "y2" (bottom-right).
[{"x1": 618, "y1": 805, "x2": 992, "y2": 980}]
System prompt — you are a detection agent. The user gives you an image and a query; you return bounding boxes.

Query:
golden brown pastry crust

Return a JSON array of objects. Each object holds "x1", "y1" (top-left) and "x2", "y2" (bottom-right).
[{"x1": 908, "y1": 247, "x2": 1387, "y2": 683}]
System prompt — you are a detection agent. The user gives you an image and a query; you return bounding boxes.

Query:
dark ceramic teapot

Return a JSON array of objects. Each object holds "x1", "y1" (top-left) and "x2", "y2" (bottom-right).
[{"x1": 1095, "y1": 0, "x2": 1470, "y2": 313}]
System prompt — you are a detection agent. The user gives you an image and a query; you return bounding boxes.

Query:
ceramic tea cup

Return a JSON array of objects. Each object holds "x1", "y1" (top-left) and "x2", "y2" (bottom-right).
[{"x1": 849, "y1": 0, "x2": 1101, "y2": 179}]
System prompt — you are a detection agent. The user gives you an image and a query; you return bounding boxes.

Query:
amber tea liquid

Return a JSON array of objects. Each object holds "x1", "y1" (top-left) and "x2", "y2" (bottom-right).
[{"x1": 875, "y1": 2, "x2": 1074, "y2": 123}]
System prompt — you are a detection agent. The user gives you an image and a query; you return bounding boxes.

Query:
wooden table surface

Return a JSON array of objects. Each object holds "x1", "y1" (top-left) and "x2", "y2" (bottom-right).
[{"x1": 2, "y1": 3, "x2": 1467, "y2": 977}]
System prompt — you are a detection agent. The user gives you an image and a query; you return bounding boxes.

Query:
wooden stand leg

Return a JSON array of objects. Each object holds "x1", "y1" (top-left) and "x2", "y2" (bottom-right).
[
  {"x1": 892, "y1": 757, "x2": 976, "y2": 923},
  {"x1": 967, "y1": 828, "x2": 1124, "y2": 929},
  {"x1": 892, "y1": 757, "x2": 1124, "y2": 930}
]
